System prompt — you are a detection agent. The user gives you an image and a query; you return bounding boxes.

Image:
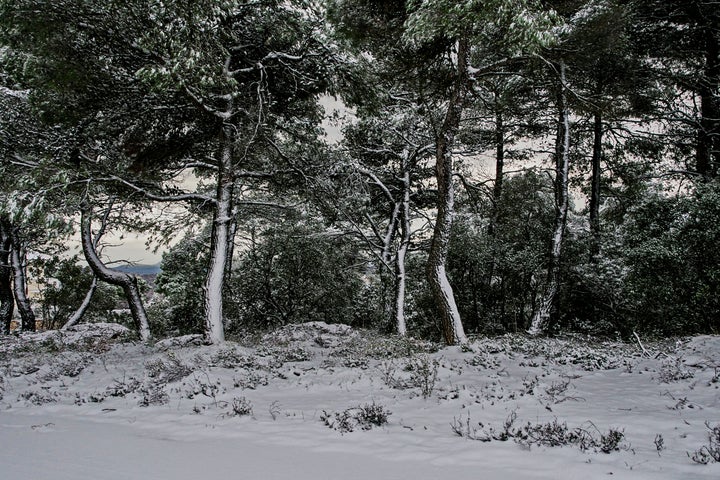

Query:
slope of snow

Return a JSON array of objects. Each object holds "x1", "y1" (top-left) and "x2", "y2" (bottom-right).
[{"x1": 1, "y1": 323, "x2": 719, "y2": 479}]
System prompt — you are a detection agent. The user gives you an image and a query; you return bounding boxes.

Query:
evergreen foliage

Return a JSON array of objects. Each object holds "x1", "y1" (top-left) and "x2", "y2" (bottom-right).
[{"x1": 0, "y1": 0, "x2": 719, "y2": 341}]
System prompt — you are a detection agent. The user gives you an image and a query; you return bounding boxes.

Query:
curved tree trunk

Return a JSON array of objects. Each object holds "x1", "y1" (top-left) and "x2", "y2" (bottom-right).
[
  {"x1": 427, "y1": 36, "x2": 470, "y2": 345},
  {"x1": 529, "y1": 61, "x2": 571, "y2": 336},
  {"x1": 80, "y1": 204, "x2": 151, "y2": 341},
  {"x1": 61, "y1": 276, "x2": 98, "y2": 331},
  {"x1": 0, "y1": 218, "x2": 13, "y2": 334},
  {"x1": 10, "y1": 227, "x2": 35, "y2": 332}
]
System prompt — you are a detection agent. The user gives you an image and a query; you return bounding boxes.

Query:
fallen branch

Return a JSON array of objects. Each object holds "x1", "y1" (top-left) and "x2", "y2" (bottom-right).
[{"x1": 633, "y1": 331, "x2": 650, "y2": 358}]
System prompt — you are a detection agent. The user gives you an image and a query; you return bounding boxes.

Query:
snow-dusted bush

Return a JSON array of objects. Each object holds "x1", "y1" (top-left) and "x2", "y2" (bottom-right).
[
  {"x1": 53, "y1": 353, "x2": 93, "y2": 378},
  {"x1": 182, "y1": 374, "x2": 224, "y2": 402},
  {"x1": 332, "y1": 332, "x2": 438, "y2": 361},
  {"x1": 228, "y1": 396, "x2": 253, "y2": 417},
  {"x1": 18, "y1": 390, "x2": 57, "y2": 405},
  {"x1": 474, "y1": 334, "x2": 636, "y2": 371},
  {"x1": 689, "y1": 422, "x2": 720, "y2": 464},
  {"x1": 407, "y1": 355, "x2": 439, "y2": 399},
  {"x1": 232, "y1": 371, "x2": 268, "y2": 390},
  {"x1": 138, "y1": 383, "x2": 169, "y2": 407},
  {"x1": 321, "y1": 402, "x2": 391, "y2": 434},
  {"x1": 106, "y1": 376, "x2": 143, "y2": 397},
  {"x1": 154, "y1": 334, "x2": 205, "y2": 352},
  {"x1": 145, "y1": 354, "x2": 192, "y2": 383},
  {"x1": 209, "y1": 346, "x2": 256, "y2": 369},
  {"x1": 657, "y1": 357, "x2": 694, "y2": 383},
  {"x1": 452, "y1": 412, "x2": 628, "y2": 454}
]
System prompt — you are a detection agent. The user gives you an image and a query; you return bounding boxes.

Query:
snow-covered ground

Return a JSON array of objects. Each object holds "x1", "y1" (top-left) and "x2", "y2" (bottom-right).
[{"x1": 1, "y1": 322, "x2": 719, "y2": 479}]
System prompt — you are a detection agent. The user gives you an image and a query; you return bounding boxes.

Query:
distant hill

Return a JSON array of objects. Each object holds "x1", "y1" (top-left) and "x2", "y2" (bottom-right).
[{"x1": 111, "y1": 264, "x2": 162, "y2": 276}]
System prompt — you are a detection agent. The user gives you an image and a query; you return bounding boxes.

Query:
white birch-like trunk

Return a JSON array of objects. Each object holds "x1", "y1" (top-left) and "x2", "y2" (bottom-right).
[
  {"x1": 203, "y1": 129, "x2": 235, "y2": 344},
  {"x1": 394, "y1": 168, "x2": 411, "y2": 337},
  {"x1": 381, "y1": 203, "x2": 400, "y2": 265},
  {"x1": 528, "y1": 61, "x2": 571, "y2": 336},
  {"x1": 10, "y1": 231, "x2": 35, "y2": 332},
  {"x1": 436, "y1": 264, "x2": 466, "y2": 343}
]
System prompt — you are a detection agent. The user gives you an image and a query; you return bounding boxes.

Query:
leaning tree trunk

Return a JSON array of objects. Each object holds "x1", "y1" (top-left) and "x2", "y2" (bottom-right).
[
  {"x1": 589, "y1": 111, "x2": 603, "y2": 258},
  {"x1": 203, "y1": 127, "x2": 236, "y2": 344},
  {"x1": 80, "y1": 205, "x2": 151, "y2": 341},
  {"x1": 427, "y1": 36, "x2": 470, "y2": 345},
  {"x1": 61, "y1": 276, "x2": 98, "y2": 331},
  {"x1": 0, "y1": 218, "x2": 14, "y2": 334},
  {"x1": 10, "y1": 227, "x2": 35, "y2": 332},
  {"x1": 528, "y1": 61, "x2": 571, "y2": 336}
]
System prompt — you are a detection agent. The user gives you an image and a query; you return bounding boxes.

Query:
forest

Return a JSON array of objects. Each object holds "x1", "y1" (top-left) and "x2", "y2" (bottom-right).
[{"x1": 1, "y1": 0, "x2": 719, "y2": 345}]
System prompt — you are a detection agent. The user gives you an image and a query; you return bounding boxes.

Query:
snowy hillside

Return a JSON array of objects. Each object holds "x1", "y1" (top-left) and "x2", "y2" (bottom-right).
[{"x1": 1, "y1": 323, "x2": 719, "y2": 479}]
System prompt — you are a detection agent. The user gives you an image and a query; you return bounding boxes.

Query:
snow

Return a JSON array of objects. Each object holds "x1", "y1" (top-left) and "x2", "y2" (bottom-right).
[{"x1": 1, "y1": 325, "x2": 719, "y2": 479}]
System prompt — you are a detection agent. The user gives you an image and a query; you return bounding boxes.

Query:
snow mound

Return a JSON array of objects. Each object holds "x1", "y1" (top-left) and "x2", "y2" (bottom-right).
[
  {"x1": 0, "y1": 322, "x2": 132, "y2": 357},
  {"x1": 262, "y1": 321, "x2": 354, "y2": 343},
  {"x1": 155, "y1": 334, "x2": 206, "y2": 351},
  {"x1": 470, "y1": 333, "x2": 640, "y2": 371},
  {"x1": 681, "y1": 335, "x2": 720, "y2": 368}
]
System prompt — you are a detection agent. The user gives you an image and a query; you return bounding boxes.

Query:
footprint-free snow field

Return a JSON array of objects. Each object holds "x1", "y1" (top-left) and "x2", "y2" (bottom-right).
[{"x1": 1, "y1": 323, "x2": 719, "y2": 479}]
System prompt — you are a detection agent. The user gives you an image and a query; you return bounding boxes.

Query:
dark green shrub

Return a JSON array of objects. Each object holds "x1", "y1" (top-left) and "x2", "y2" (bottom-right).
[{"x1": 227, "y1": 219, "x2": 369, "y2": 331}]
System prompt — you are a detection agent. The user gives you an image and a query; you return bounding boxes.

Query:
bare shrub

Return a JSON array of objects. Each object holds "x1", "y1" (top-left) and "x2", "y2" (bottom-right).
[
  {"x1": 145, "y1": 354, "x2": 192, "y2": 383},
  {"x1": 106, "y1": 375, "x2": 143, "y2": 397},
  {"x1": 408, "y1": 355, "x2": 439, "y2": 399},
  {"x1": 452, "y1": 412, "x2": 628, "y2": 453},
  {"x1": 657, "y1": 357, "x2": 694, "y2": 383},
  {"x1": 321, "y1": 402, "x2": 392, "y2": 434},
  {"x1": 138, "y1": 383, "x2": 169, "y2": 407},
  {"x1": 228, "y1": 396, "x2": 253, "y2": 417},
  {"x1": 689, "y1": 422, "x2": 720, "y2": 464},
  {"x1": 18, "y1": 390, "x2": 57, "y2": 405}
]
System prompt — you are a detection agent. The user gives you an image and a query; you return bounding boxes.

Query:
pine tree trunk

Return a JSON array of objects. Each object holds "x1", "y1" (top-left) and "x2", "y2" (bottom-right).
[
  {"x1": 80, "y1": 205, "x2": 151, "y2": 341},
  {"x1": 489, "y1": 108, "x2": 505, "y2": 236},
  {"x1": 528, "y1": 61, "x2": 571, "y2": 336},
  {"x1": 697, "y1": 22, "x2": 720, "y2": 178},
  {"x1": 0, "y1": 218, "x2": 13, "y2": 335},
  {"x1": 203, "y1": 128, "x2": 235, "y2": 344},
  {"x1": 589, "y1": 112, "x2": 603, "y2": 258},
  {"x1": 61, "y1": 276, "x2": 98, "y2": 330},
  {"x1": 427, "y1": 36, "x2": 469, "y2": 345},
  {"x1": 394, "y1": 166, "x2": 411, "y2": 337},
  {"x1": 10, "y1": 228, "x2": 35, "y2": 332}
]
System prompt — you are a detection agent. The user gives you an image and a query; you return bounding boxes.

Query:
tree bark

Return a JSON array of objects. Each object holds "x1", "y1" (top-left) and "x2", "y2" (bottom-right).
[
  {"x1": 10, "y1": 227, "x2": 35, "y2": 332},
  {"x1": 0, "y1": 218, "x2": 14, "y2": 334},
  {"x1": 427, "y1": 36, "x2": 470, "y2": 345},
  {"x1": 528, "y1": 60, "x2": 571, "y2": 336},
  {"x1": 203, "y1": 127, "x2": 235, "y2": 344},
  {"x1": 589, "y1": 111, "x2": 603, "y2": 258},
  {"x1": 61, "y1": 276, "x2": 98, "y2": 331},
  {"x1": 489, "y1": 108, "x2": 505, "y2": 237},
  {"x1": 80, "y1": 204, "x2": 151, "y2": 341},
  {"x1": 394, "y1": 162, "x2": 411, "y2": 337},
  {"x1": 697, "y1": 21, "x2": 720, "y2": 178}
]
